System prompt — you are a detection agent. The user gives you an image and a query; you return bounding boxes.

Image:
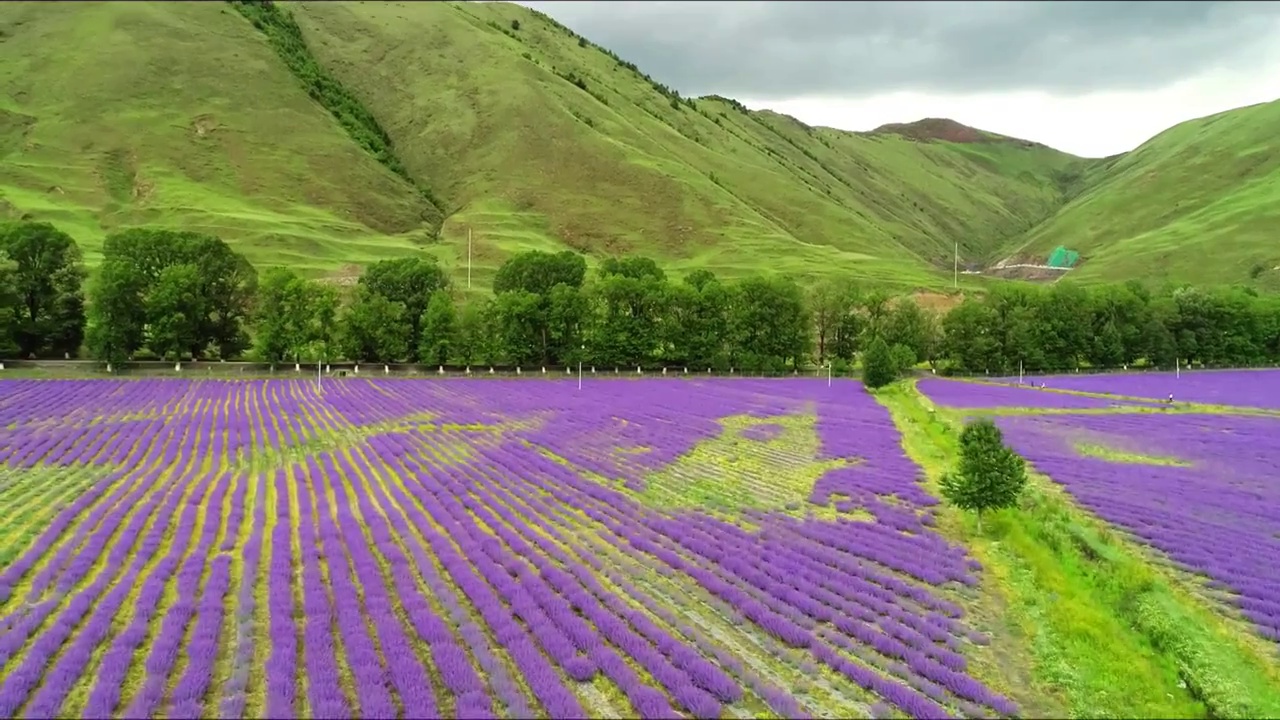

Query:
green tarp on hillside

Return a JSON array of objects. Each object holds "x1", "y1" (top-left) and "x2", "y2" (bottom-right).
[{"x1": 1047, "y1": 246, "x2": 1080, "y2": 268}]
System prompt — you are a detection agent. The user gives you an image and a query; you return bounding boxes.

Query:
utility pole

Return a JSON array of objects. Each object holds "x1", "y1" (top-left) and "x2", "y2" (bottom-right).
[{"x1": 467, "y1": 227, "x2": 472, "y2": 290}]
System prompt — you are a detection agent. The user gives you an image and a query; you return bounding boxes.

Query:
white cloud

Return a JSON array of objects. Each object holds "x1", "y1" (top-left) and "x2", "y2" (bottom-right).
[{"x1": 736, "y1": 53, "x2": 1280, "y2": 157}]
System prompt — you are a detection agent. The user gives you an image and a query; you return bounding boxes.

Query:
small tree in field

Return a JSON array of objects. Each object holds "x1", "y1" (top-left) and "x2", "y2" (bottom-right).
[
  {"x1": 861, "y1": 336, "x2": 896, "y2": 389},
  {"x1": 940, "y1": 418, "x2": 1027, "y2": 532}
]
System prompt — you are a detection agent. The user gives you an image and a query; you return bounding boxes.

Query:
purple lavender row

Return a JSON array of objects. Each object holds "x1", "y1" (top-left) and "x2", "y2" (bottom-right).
[
  {"x1": 916, "y1": 377, "x2": 1147, "y2": 409},
  {"x1": 1002, "y1": 368, "x2": 1280, "y2": 409},
  {"x1": 122, "y1": 469, "x2": 234, "y2": 718},
  {"x1": 755, "y1": 521, "x2": 978, "y2": 647},
  {"x1": 994, "y1": 412, "x2": 1280, "y2": 643},
  {"x1": 0, "y1": 468, "x2": 127, "y2": 606},
  {"x1": 711, "y1": 515, "x2": 971, "y2": 655},
  {"x1": 389, "y1": 448, "x2": 595, "y2": 712},
  {"x1": 0, "y1": 464, "x2": 169, "y2": 663},
  {"x1": 5, "y1": 456, "x2": 160, "y2": 602},
  {"x1": 467, "y1": 451, "x2": 796, "y2": 715},
  {"x1": 458, "y1": 443, "x2": 746, "y2": 712},
  {"x1": 74, "y1": 468, "x2": 223, "y2": 718},
  {"x1": 219, "y1": 472, "x2": 267, "y2": 719},
  {"x1": 342, "y1": 446, "x2": 525, "y2": 718},
  {"x1": 0, "y1": 463, "x2": 201, "y2": 717},
  {"x1": 492, "y1": 441, "x2": 992, "y2": 716},
  {"x1": 323, "y1": 451, "x2": 443, "y2": 717},
  {"x1": 447, "y1": 483, "x2": 699, "y2": 718},
  {"x1": 264, "y1": 468, "x2": 299, "y2": 719},
  {"x1": 751, "y1": 514, "x2": 971, "y2": 618},
  {"x1": 660, "y1": 516, "x2": 1015, "y2": 714},
  {"x1": 304, "y1": 454, "x2": 398, "y2": 719},
  {"x1": 365, "y1": 434, "x2": 585, "y2": 719},
  {"x1": 625, "y1": 524, "x2": 957, "y2": 718},
  {"x1": 168, "y1": 472, "x2": 254, "y2": 718},
  {"x1": 368, "y1": 438, "x2": 579, "y2": 717},
  {"x1": 403, "y1": 435, "x2": 748, "y2": 718},
  {"x1": 292, "y1": 462, "x2": 352, "y2": 719}
]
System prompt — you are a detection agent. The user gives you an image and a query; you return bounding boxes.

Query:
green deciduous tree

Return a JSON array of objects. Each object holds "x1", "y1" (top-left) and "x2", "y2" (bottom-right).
[
  {"x1": 940, "y1": 418, "x2": 1028, "y2": 532},
  {"x1": 85, "y1": 259, "x2": 147, "y2": 366},
  {"x1": 359, "y1": 257, "x2": 449, "y2": 354},
  {"x1": 147, "y1": 264, "x2": 204, "y2": 361},
  {"x1": 254, "y1": 268, "x2": 337, "y2": 367},
  {"x1": 418, "y1": 290, "x2": 457, "y2": 366},
  {"x1": 492, "y1": 290, "x2": 544, "y2": 366},
  {"x1": 87, "y1": 228, "x2": 256, "y2": 362},
  {"x1": 727, "y1": 276, "x2": 810, "y2": 372},
  {"x1": 0, "y1": 252, "x2": 20, "y2": 358},
  {"x1": 454, "y1": 299, "x2": 489, "y2": 368},
  {"x1": 492, "y1": 251, "x2": 588, "y2": 365},
  {"x1": 889, "y1": 343, "x2": 917, "y2": 375},
  {"x1": 492, "y1": 250, "x2": 587, "y2": 296},
  {"x1": 339, "y1": 288, "x2": 411, "y2": 363},
  {"x1": 587, "y1": 272, "x2": 666, "y2": 368},
  {"x1": 0, "y1": 221, "x2": 87, "y2": 358}
]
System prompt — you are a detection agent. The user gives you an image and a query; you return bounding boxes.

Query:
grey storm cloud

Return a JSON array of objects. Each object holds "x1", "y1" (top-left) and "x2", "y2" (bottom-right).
[{"x1": 519, "y1": 1, "x2": 1280, "y2": 99}]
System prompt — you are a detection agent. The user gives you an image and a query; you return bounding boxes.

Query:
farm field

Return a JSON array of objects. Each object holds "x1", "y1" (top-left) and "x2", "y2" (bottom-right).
[
  {"x1": 918, "y1": 377, "x2": 1280, "y2": 643},
  {"x1": 0, "y1": 375, "x2": 1278, "y2": 718},
  {"x1": 985, "y1": 369, "x2": 1280, "y2": 410}
]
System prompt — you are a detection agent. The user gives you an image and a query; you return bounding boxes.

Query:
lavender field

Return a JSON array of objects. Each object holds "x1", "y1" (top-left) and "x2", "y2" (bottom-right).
[
  {"x1": 916, "y1": 378, "x2": 1149, "y2": 410},
  {"x1": 0, "y1": 378, "x2": 1015, "y2": 719},
  {"x1": 994, "y1": 369, "x2": 1280, "y2": 409},
  {"x1": 919, "y1": 375, "x2": 1280, "y2": 649},
  {"x1": 994, "y1": 412, "x2": 1280, "y2": 643}
]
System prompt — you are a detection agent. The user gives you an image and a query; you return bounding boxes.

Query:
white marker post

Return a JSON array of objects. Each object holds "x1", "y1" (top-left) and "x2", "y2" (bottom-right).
[
  {"x1": 1176, "y1": 357, "x2": 1180, "y2": 379},
  {"x1": 578, "y1": 344, "x2": 584, "y2": 391},
  {"x1": 827, "y1": 361, "x2": 832, "y2": 387}
]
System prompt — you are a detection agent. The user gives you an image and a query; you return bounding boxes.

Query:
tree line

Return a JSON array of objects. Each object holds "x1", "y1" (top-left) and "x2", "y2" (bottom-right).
[{"x1": 4, "y1": 221, "x2": 1280, "y2": 377}]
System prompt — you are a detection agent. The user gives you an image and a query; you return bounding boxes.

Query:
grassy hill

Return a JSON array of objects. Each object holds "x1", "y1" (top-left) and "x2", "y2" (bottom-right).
[
  {"x1": 0, "y1": 1, "x2": 438, "y2": 272},
  {"x1": 1004, "y1": 100, "x2": 1280, "y2": 289},
  {"x1": 0, "y1": 0, "x2": 1275, "y2": 291},
  {"x1": 288, "y1": 0, "x2": 1087, "y2": 290}
]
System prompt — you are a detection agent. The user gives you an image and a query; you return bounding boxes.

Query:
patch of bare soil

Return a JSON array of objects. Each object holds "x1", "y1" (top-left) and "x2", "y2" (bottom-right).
[
  {"x1": 909, "y1": 291, "x2": 964, "y2": 314},
  {"x1": 190, "y1": 113, "x2": 221, "y2": 138},
  {"x1": 328, "y1": 263, "x2": 364, "y2": 286}
]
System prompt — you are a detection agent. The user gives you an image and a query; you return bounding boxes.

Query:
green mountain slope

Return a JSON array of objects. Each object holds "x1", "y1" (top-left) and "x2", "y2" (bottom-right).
[
  {"x1": 0, "y1": 0, "x2": 438, "y2": 271},
  {"x1": 0, "y1": 0, "x2": 1274, "y2": 290},
  {"x1": 1007, "y1": 100, "x2": 1280, "y2": 288},
  {"x1": 288, "y1": 0, "x2": 1083, "y2": 289}
]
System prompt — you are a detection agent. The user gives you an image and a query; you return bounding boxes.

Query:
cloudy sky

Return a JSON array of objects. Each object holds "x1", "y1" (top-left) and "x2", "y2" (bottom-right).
[{"x1": 521, "y1": 0, "x2": 1280, "y2": 157}]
